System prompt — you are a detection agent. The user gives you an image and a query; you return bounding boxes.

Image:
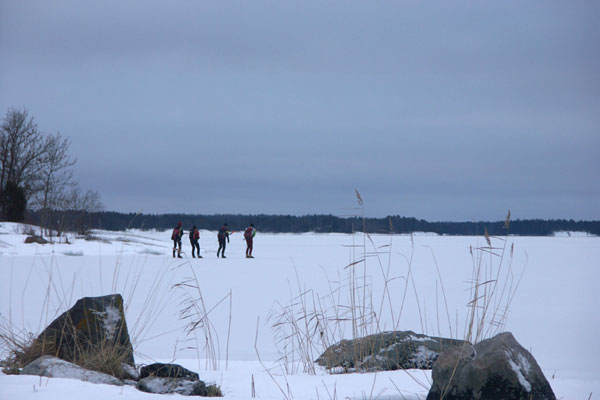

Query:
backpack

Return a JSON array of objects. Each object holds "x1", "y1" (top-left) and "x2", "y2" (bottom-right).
[
  {"x1": 218, "y1": 227, "x2": 226, "y2": 240},
  {"x1": 244, "y1": 227, "x2": 252, "y2": 239},
  {"x1": 189, "y1": 230, "x2": 194, "y2": 240},
  {"x1": 171, "y1": 228, "x2": 179, "y2": 240}
]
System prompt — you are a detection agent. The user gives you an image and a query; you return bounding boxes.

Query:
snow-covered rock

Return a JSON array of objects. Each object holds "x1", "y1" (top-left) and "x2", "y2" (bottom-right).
[
  {"x1": 137, "y1": 377, "x2": 221, "y2": 396},
  {"x1": 21, "y1": 355, "x2": 123, "y2": 386},
  {"x1": 427, "y1": 332, "x2": 556, "y2": 400},
  {"x1": 316, "y1": 330, "x2": 466, "y2": 372},
  {"x1": 33, "y1": 294, "x2": 135, "y2": 378}
]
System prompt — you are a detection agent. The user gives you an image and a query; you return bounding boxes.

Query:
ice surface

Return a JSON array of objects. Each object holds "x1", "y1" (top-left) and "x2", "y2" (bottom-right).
[{"x1": 0, "y1": 222, "x2": 598, "y2": 399}]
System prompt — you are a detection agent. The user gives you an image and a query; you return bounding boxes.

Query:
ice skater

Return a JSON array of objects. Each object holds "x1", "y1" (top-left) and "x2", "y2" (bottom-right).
[
  {"x1": 216, "y1": 223, "x2": 230, "y2": 258},
  {"x1": 189, "y1": 225, "x2": 202, "y2": 258},
  {"x1": 171, "y1": 221, "x2": 183, "y2": 258},
  {"x1": 244, "y1": 223, "x2": 256, "y2": 258}
]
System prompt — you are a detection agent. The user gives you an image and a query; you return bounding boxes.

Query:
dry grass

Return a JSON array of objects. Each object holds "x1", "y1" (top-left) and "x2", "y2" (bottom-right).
[
  {"x1": 434, "y1": 210, "x2": 526, "y2": 400},
  {"x1": 173, "y1": 258, "x2": 233, "y2": 372},
  {"x1": 0, "y1": 316, "x2": 36, "y2": 373},
  {"x1": 269, "y1": 190, "x2": 405, "y2": 376},
  {"x1": 268, "y1": 195, "x2": 526, "y2": 400},
  {"x1": 464, "y1": 210, "x2": 525, "y2": 344}
]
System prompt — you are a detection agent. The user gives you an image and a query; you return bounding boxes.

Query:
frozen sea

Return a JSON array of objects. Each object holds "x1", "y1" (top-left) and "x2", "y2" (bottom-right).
[{"x1": 1, "y1": 222, "x2": 598, "y2": 399}]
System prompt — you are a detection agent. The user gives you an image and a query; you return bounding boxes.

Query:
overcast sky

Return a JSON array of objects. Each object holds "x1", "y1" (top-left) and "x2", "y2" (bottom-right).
[{"x1": 1, "y1": 1, "x2": 598, "y2": 220}]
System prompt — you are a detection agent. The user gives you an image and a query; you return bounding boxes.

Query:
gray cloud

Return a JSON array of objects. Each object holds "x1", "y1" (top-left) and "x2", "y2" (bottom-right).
[{"x1": 1, "y1": 1, "x2": 598, "y2": 220}]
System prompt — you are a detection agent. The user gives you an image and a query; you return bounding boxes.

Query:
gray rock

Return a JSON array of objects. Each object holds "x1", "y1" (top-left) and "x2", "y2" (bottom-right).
[
  {"x1": 137, "y1": 377, "x2": 221, "y2": 396},
  {"x1": 427, "y1": 332, "x2": 556, "y2": 400},
  {"x1": 33, "y1": 294, "x2": 135, "y2": 378},
  {"x1": 21, "y1": 355, "x2": 123, "y2": 386},
  {"x1": 24, "y1": 235, "x2": 48, "y2": 244},
  {"x1": 316, "y1": 330, "x2": 466, "y2": 372},
  {"x1": 140, "y1": 363, "x2": 199, "y2": 380}
]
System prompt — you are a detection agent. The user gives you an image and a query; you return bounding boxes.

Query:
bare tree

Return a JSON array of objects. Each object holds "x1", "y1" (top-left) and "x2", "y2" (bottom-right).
[
  {"x1": 58, "y1": 187, "x2": 104, "y2": 236},
  {"x1": 30, "y1": 133, "x2": 77, "y2": 234},
  {"x1": 76, "y1": 189, "x2": 104, "y2": 235},
  {"x1": 1, "y1": 108, "x2": 103, "y2": 233},
  {"x1": 0, "y1": 108, "x2": 47, "y2": 197}
]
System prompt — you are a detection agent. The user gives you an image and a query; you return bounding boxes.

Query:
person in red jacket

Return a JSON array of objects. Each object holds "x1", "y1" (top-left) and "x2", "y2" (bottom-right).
[
  {"x1": 189, "y1": 225, "x2": 202, "y2": 258},
  {"x1": 244, "y1": 224, "x2": 256, "y2": 258}
]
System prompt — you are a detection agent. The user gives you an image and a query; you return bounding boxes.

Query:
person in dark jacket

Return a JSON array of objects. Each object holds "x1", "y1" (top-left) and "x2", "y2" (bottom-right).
[
  {"x1": 244, "y1": 223, "x2": 256, "y2": 258},
  {"x1": 189, "y1": 225, "x2": 202, "y2": 258},
  {"x1": 216, "y1": 223, "x2": 230, "y2": 258},
  {"x1": 171, "y1": 221, "x2": 183, "y2": 258}
]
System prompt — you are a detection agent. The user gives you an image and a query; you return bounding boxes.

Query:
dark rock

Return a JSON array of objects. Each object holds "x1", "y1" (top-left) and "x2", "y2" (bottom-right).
[
  {"x1": 316, "y1": 330, "x2": 466, "y2": 373},
  {"x1": 33, "y1": 294, "x2": 135, "y2": 378},
  {"x1": 137, "y1": 377, "x2": 222, "y2": 396},
  {"x1": 140, "y1": 363, "x2": 199, "y2": 380},
  {"x1": 427, "y1": 332, "x2": 556, "y2": 400},
  {"x1": 21, "y1": 355, "x2": 123, "y2": 386},
  {"x1": 24, "y1": 235, "x2": 48, "y2": 244}
]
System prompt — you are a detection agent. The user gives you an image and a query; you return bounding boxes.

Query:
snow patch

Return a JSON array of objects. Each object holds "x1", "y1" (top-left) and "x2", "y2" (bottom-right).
[
  {"x1": 139, "y1": 247, "x2": 163, "y2": 255},
  {"x1": 91, "y1": 305, "x2": 121, "y2": 340},
  {"x1": 551, "y1": 231, "x2": 593, "y2": 237},
  {"x1": 380, "y1": 344, "x2": 397, "y2": 353},
  {"x1": 517, "y1": 352, "x2": 531, "y2": 374},
  {"x1": 328, "y1": 366, "x2": 347, "y2": 374},
  {"x1": 141, "y1": 377, "x2": 170, "y2": 393},
  {"x1": 506, "y1": 350, "x2": 532, "y2": 392},
  {"x1": 409, "y1": 345, "x2": 438, "y2": 368},
  {"x1": 363, "y1": 353, "x2": 386, "y2": 362},
  {"x1": 407, "y1": 334, "x2": 436, "y2": 343},
  {"x1": 138, "y1": 377, "x2": 198, "y2": 395},
  {"x1": 377, "y1": 335, "x2": 435, "y2": 355}
]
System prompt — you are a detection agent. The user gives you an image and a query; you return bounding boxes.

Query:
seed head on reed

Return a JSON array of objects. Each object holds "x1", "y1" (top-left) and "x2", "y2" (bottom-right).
[
  {"x1": 484, "y1": 227, "x2": 491, "y2": 247},
  {"x1": 354, "y1": 189, "x2": 363, "y2": 206}
]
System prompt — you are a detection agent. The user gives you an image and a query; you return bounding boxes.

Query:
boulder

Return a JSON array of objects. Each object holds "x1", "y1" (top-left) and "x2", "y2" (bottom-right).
[
  {"x1": 21, "y1": 355, "x2": 123, "y2": 386},
  {"x1": 140, "y1": 363, "x2": 199, "y2": 380},
  {"x1": 137, "y1": 377, "x2": 222, "y2": 396},
  {"x1": 427, "y1": 332, "x2": 556, "y2": 400},
  {"x1": 32, "y1": 294, "x2": 134, "y2": 378},
  {"x1": 24, "y1": 235, "x2": 48, "y2": 244},
  {"x1": 316, "y1": 330, "x2": 466, "y2": 373}
]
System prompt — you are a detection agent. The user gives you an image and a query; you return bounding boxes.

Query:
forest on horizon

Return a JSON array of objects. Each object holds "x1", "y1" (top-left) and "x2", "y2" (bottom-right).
[{"x1": 26, "y1": 210, "x2": 600, "y2": 237}]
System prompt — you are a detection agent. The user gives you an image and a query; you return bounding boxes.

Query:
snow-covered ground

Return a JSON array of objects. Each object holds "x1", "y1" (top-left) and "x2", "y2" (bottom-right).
[{"x1": 0, "y1": 222, "x2": 598, "y2": 399}]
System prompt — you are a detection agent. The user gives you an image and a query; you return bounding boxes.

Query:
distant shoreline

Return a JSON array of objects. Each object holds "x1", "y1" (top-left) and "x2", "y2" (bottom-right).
[{"x1": 24, "y1": 211, "x2": 600, "y2": 236}]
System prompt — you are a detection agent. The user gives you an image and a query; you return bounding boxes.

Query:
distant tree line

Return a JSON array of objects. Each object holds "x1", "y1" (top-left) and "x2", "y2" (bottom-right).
[{"x1": 25, "y1": 211, "x2": 600, "y2": 236}]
